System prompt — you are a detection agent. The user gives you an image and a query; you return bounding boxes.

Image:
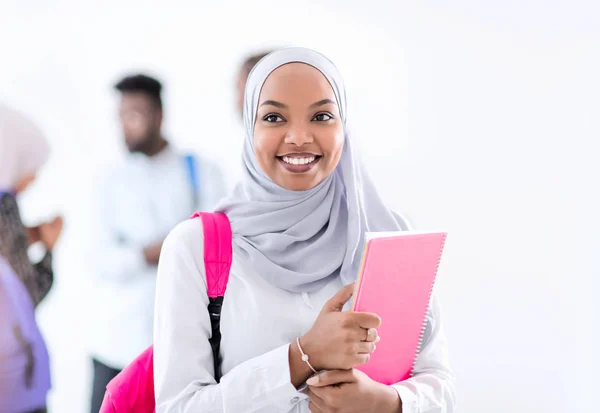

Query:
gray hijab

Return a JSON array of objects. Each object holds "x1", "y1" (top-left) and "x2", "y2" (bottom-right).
[{"x1": 217, "y1": 47, "x2": 408, "y2": 293}]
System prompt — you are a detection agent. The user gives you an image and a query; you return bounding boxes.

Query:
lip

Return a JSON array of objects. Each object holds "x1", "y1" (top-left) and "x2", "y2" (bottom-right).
[
  {"x1": 276, "y1": 152, "x2": 322, "y2": 157},
  {"x1": 276, "y1": 154, "x2": 322, "y2": 173}
]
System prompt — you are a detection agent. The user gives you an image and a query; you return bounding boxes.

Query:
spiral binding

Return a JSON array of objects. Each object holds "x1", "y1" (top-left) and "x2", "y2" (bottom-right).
[{"x1": 409, "y1": 233, "x2": 447, "y2": 378}]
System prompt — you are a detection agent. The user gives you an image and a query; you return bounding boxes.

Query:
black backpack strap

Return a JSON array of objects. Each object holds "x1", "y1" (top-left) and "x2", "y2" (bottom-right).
[
  {"x1": 208, "y1": 296, "x2": 225, "y2": 381},
  {"x1": 193, "y1": 212, "x2": 232, "y2": 382}
]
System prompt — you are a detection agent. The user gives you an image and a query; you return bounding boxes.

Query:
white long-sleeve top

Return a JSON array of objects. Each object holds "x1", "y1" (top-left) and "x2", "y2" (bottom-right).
[
  {"x1": 154, "y1": 218, "x2": 456, "y2": 413},
  {"x1": 88, "y1": 145, "x2": 225, "y2": 369}
]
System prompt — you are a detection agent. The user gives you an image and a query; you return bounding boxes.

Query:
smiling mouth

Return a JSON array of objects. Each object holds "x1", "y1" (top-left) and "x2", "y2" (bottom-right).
[{"x1": 276, "y1": 153, "x2": 322, "y2": 173}]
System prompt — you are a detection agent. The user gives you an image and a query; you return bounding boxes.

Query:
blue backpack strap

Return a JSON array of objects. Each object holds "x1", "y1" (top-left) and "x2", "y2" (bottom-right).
[{"x1": 184, "y1": 154, "x2": 200, "y2": 208}]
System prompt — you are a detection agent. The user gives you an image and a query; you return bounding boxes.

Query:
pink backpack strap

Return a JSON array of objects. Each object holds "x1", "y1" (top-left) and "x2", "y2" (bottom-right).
[
  {"x1": 191, "y1": 211, "x2": 232, "y2": 381},
  {"x1": 191, "y1": 212, "x2": 232, "y2": 298}
]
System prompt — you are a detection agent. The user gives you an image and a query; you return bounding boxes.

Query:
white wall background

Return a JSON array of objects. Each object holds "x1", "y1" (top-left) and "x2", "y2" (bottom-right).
[{"x1": 1, "y1": 1, "x2": 598, "y2": 412}]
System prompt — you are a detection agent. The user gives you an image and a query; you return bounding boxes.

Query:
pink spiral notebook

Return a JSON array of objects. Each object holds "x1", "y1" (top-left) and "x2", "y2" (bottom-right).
[{"x1": 351, "y1": 231, "x2": 447, "y2": 385}]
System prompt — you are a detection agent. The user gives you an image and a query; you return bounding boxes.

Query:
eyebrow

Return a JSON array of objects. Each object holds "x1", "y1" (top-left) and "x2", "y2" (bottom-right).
[
  {"x1": 259, "y1": 100, "x2": 287, "y2": 109},
  {"x1": 259, "y1": 98, "x2": 337, "y2": 110},
  {"x1": 309, "y1": 99, "x2": 337, "y2": 109}
]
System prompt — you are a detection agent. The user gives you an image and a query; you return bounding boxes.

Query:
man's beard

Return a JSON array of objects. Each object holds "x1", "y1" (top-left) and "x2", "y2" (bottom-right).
[{"x1": 126, "y1": 134, "x2": 155, "y2": 154}]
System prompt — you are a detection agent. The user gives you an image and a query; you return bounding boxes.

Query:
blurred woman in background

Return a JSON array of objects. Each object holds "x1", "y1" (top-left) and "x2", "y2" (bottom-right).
[{"x1": 0, "y1": 103, "x2": 63, "y2": 413}]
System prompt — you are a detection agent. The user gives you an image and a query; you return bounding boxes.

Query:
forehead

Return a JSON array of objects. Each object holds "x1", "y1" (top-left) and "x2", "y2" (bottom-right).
[
  {"x1": 120, "y1": 92, "x2": 154, "y2": 109},
  {"x1": 259, "y1": 63, "x2": 336, "y2": 103}
]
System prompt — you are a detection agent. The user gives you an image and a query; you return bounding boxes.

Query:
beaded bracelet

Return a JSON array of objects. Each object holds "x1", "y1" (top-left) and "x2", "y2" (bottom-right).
[{"x1": 296, "y1": 337, "x2": 318, "y2": 374}]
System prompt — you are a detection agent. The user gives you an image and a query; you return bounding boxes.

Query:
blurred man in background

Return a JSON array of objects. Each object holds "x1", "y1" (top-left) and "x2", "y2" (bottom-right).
[
  {"x1": 235, "y1": 51, "x2": 272, "y2": 118},
  {"x1": 88, "y1": 74, "x2": 224, "y2": 413}
]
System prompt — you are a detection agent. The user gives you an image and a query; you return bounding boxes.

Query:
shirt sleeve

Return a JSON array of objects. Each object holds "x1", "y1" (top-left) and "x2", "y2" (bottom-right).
[
  {"x1": 93, "y1": 175, "x2": 149, "y2": 283},
  {"x1": 391, "y1": 294, "x2": 457, "y2": 413},
  {"x1": 154, "y1": 219, "x2": 305, "y2": 413}
]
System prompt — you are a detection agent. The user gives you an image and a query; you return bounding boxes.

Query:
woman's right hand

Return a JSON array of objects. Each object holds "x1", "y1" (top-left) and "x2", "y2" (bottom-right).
[
  {"x1": 300, "y1": 283, "x2": 381, "y2": 371},
  {"x1": 25, "y1": 226, "x2": 41, "y2": 245},
  {"x1": 39, "y1": 216, "x2": 64, "y2": 251}
]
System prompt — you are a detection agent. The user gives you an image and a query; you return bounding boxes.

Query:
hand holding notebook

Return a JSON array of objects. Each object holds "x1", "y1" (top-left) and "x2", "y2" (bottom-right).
[
  {"x1": 299, "y1": 283, "x2": 381, "y2": 371},
  {"x1": 351, "y1": 231, "x2": 447, "y2": 384}
]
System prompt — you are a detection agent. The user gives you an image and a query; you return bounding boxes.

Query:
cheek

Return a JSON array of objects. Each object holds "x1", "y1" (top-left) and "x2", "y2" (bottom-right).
[
  {"x1": 124, "y1": 118, "x2": 144, "y2": 132},
  {"x1": 323, "y1": 128, "x2": 345, "y2": 165},
  {"x1": 253, "y1": 130, "x2": 280, "y2": 168},
  {"x1": 138, "y1": 122, "x2": 154, "y2": 136}
]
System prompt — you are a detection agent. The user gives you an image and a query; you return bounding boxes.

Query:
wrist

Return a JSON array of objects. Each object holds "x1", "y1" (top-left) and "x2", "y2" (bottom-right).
[
  {"x1": 288, "y1": 341, "x2": 315, "y2": 388},
  {"x1": 39, "y1": 237, "x2": 53, "y2": 252},
  {"x1": 376, "y1": 384, "x2": 402, "y2": 413},
  {"x1": 142, "y1": 246, "x2": 158, "y2": 265},
  {"x1": 298, "y1": 334, "x2": 321, "y2": 371}
]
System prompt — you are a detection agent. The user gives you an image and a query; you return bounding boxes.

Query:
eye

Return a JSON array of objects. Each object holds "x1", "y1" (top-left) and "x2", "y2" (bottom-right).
[
  {"x1": 313, "y1": 112, "x2": 333, "y2": 122},
  {"x1": 263, "y1": 114, "x2": 284, "y2": 123}
]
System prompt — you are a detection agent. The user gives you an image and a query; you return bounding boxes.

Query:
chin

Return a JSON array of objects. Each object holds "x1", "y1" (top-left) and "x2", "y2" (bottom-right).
[
  {"x1": 284, "y1": 183, "x2": 313, "y2": 191},
  {"x1": 278, "y1": 176, "x2": 322, "y2": 192},
  {"x1": 126, "y1": 142, "x2": 144, "y2": 153},
  {"x1": 125, "y1": 135, "x2": 149, "y2": 153}
]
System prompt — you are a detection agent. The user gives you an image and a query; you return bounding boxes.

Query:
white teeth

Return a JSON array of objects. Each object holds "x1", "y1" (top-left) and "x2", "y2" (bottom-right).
[{"x1": 282, "y1": 156, "x2": 316, "y2": 165}]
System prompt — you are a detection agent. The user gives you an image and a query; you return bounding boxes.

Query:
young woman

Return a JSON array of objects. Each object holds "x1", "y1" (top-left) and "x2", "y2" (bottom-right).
[
  {"x1": 0, "y1": 103, "x2": 63, "y2": 413},
  {"x1": 154, "y1": 48, "x2": 456, "y2": 413}
]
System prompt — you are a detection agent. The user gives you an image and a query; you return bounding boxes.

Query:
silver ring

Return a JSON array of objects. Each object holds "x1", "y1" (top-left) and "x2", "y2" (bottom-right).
[{"x1": 365, "y1": 328, "x2": 377, "y2": 342}]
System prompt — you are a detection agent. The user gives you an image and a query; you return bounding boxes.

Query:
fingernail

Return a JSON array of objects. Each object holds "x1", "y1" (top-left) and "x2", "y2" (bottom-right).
[
  {"x1": 375, "y1": 335, "x2": 381, "y2": 343},
  {"x1": 307, "y1": 376, "x2": 317, "y2": 385},
  {"x1": 373, "y1": 344, "x2": 377, "y2": 351}
]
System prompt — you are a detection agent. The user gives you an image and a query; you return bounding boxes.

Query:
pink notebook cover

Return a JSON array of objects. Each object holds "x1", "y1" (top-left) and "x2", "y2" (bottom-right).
[{"x1": 351, "y1": 231, "x2": 447, "y2": 385}]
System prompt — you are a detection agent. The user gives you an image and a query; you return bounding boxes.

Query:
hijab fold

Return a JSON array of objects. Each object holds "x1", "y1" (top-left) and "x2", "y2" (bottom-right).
[
  {"x1": 0, "y1": 104, "x2": 50, "y2": 191},
  {"x1": 217, "y1": 47, "x2": 408, "y2": 293}
]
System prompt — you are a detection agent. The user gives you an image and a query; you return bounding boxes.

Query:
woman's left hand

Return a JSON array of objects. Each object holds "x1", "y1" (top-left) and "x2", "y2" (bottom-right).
[{"x1": 306, "y1": 369, "x2": 402, "y2": 413}]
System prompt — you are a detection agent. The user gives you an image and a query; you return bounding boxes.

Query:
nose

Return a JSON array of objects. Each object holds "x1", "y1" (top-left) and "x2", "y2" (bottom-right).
[{"x1": 284, "y1": 122, "x2": 313, "y2": 147}]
